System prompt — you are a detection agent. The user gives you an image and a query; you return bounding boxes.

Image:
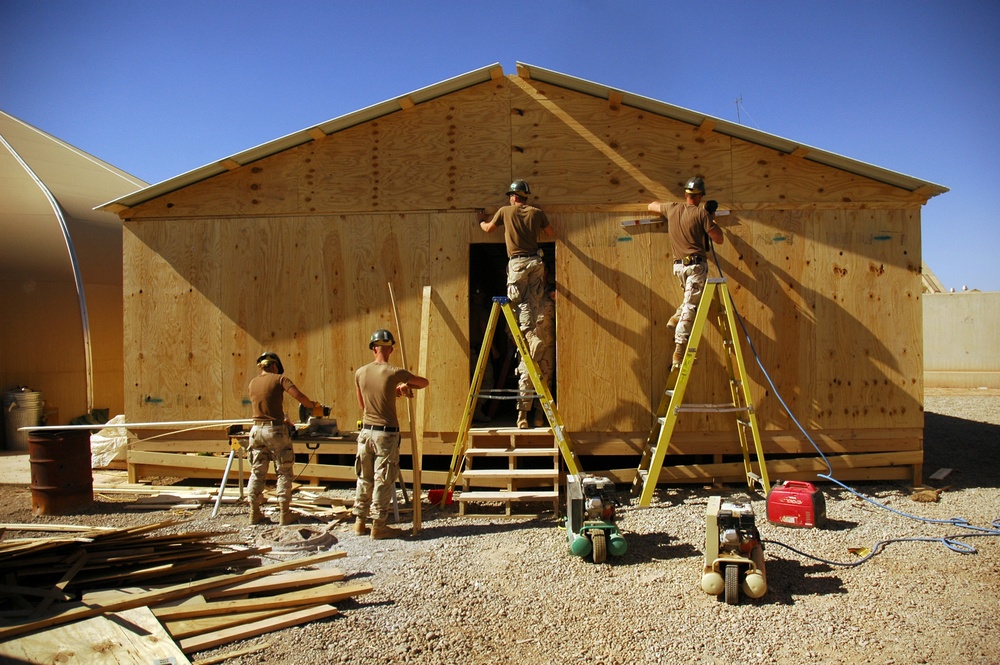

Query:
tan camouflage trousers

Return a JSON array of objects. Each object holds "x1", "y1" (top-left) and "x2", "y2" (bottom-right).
[
  {"x1": 353, "y1": 429, "x2": 400, "y2": 522},
  {"x1": 672, "y1": 262, "x2": 709, "y2": 344},
  {"x1": 517, "y1": 291, "x2": 555, "y2": 413},
  {"x1": 247, "y1": 425, "x2": 295, "y2": 507}
]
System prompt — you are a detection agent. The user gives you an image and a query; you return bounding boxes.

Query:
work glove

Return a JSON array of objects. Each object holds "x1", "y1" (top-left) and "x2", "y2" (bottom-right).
[
  {"x1": 705, "y1": 200, "x2": 718, "y2": 214},
  {"x1": 396, "y1": 382, "x2": 414, "y2": 398}
]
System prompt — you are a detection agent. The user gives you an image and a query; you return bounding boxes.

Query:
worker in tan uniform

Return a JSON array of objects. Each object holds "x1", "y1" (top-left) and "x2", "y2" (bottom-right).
[
  {"x1": 247, "y1": 351, "x2": 320, "y2": 525},
  {"x1": 647, "y1": 176, "x2": 724, "y2": 366},
  {"x1": 353, "y1": 329, "x2": 429, "y2": 539},
  {"x1": 479, "y1": 179, "x2": 555, "y2": 429}
]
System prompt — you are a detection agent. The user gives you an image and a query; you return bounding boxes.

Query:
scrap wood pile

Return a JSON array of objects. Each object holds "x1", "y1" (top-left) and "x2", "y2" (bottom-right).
[
  {"x1": 0, "y1": 519, "x2": 371, "y2": 663},
  {"x1": 95, "y1": 482, "x2": 356, "y2": 521}
]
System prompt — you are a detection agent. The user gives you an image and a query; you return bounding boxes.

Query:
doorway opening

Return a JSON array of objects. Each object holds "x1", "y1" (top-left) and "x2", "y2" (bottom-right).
[{"x1": 468, "y1": 243, "x2": 556, "y2": 427}]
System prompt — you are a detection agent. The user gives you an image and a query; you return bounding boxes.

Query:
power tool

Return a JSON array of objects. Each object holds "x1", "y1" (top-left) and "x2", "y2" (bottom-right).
[
  {"x1": 565, "y1": 474, "x2": 627, "y2": 563},
  {"x1": 701, "y1": 496, "x2": 767, "y2": 604}
]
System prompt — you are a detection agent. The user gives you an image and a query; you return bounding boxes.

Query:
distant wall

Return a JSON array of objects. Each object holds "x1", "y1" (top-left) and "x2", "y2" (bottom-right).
[{"x1": 924, "y1": 292, "x2": 1000, "y2": 389}]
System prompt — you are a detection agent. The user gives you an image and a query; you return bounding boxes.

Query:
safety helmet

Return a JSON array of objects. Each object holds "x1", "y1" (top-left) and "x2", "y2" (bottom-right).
[
  {"x1": 684, "y1": 176, "x2": 706, "y2": 195},
  {"x1": 506, "y1": 179, "x2": 531, "y2": 197},
  {"x1": 369, "y1": 329, "x2": 396, "y2": 350},
  {"x1": 256, "y1": 351, "x2": 284, "y2": 374}
]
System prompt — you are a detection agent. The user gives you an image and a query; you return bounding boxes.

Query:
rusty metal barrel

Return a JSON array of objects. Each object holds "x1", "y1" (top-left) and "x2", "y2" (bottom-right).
[{"x1": 29, "y1": 429, "x2": 94, "y2": 516}]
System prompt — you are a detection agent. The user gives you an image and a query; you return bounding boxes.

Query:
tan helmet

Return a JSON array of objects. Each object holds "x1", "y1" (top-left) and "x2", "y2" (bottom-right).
[
  {"x1": 369, "y1": 329, "x2": 396, "y2": 350},
  {"x1": 256, "y1": 351, "x2": 284, "y2": 374}
]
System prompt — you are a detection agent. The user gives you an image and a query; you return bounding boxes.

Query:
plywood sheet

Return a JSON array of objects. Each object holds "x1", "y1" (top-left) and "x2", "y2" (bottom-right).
[{"x1": 0, "y1": 606, "x2": 191, "y2": 664}]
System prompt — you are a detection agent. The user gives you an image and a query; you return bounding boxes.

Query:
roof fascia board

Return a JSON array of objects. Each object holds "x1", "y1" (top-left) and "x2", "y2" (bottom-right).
[{"x1": 516, "y1": 61, "x2": 948, "y2": 198}]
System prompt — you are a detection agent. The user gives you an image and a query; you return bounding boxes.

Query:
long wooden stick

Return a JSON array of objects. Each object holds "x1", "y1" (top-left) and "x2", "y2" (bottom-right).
[
  {"x1": 414, "y1": 286, "x2": 432, "y2": 533},
  {"x1": 387, "y1": 282, "x2": 416, "y2": 518}
]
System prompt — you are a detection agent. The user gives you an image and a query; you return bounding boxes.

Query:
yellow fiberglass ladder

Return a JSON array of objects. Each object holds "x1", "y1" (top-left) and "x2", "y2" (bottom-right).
[
  {"x1": 442, "y1": 296, "x2": 582, "y2": 513},
  {"x1": 632, "y1": 277, "x2": 771, "y2": 506}
]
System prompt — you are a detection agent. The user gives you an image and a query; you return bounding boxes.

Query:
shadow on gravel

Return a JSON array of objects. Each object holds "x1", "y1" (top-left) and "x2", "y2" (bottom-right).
[
  {"x1": 619, "y1": 531, "x2": 700, "y2": 565},
  {"x1": 755, "y1": 557, "x2": 846, "y2": 605},
  {"x1": 412, "y1": 516, "x2": 558, "y2": 540},
  {"x1": 923, "y1": 412, "x2": 1000, "y2": 489}
]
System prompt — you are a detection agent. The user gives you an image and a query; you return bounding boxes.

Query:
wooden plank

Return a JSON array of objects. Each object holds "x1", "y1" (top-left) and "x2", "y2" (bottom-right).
[
  {"x1": 179, "y1": 603, "x2": 338, "y2": 654},
  {"x1": 203, "y1": 568, "x2": 345, "y2": 599},
  {"x1": 460, "y1": 469, "x2": 558, "y2": 479},
  {"x1": 165, "y1": 606, "x2": 294, "y2": 639},
  {"x1": 152, "y1": 581, "x2": 371, "y2": 621},
  {"x1": 414, "y1": 285, "x2": 432, "y2": 533},
  {"x1": 0, "y1": 606, "x2": 192, "y2": 665},
  {"x1": 458, "y1": 491, "x2": 559, "y2": 501}
]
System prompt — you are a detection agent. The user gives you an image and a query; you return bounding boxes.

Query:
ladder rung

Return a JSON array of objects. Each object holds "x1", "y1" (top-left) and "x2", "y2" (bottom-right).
[
  {"x1": 675, "y1": 404, "x2": 749, "y2": 413},
  {"x1": 461, "y1": 469, "x2": 559, "y2": 479}
]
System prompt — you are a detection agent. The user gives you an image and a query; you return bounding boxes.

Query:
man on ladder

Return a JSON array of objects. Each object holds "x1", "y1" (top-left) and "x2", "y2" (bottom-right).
[
  {"x1": 479, "y1": 179, "x2": 555, "y2": 429},
  {"x1": 647, "y1": 176, "x2": 724, "y2": 366}
]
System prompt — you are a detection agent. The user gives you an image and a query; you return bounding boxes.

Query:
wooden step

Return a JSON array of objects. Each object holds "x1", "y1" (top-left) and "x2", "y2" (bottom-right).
[
  {"x1": 460, "y1": 469, "x2": 559, "y2": 479},
  {"x1": 457, "y1": 490, "x2": 560, "y2": 502},
  {"x1": 464, "y1": 447, "x2": 558, "y2": 457}
]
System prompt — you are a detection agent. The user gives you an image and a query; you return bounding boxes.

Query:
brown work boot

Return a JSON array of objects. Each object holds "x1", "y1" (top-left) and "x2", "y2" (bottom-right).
[
  {"x1": 672, "y1": 342, "x2": 686, "y2": 366},
  {"x1": 370, "y1": 520, "x2": 402, "y2": 540},
  {"x1": 516, "y1": 410, "x2": 531, "y2": 429},
  {"x1": 278, "y1": 503, "x2": 297, "y2": 525},
  {"x1": 249, "y1": 503, "x2": 267, "y2": 525},
  {"x1": 353, "y1": 517, "x2": 369, "y2": 535},
  {"x1": 667, "y1": 315, "x2": 680, "y2": 329}
]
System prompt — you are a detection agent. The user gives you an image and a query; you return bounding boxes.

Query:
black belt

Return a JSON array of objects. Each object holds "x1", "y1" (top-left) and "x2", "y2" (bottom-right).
[
  {"x1": 674, "y1": 255, "x2": 704, "y2": 266},
  {"x1": 253, "y1": 419, "x2": 283, "y2": 426},
  {"x1": 509, "y1": 253, "x2": 539, "y2": 260},
  {"x1": 362, "y1": 424, "x2": 399, "y2": 432}
]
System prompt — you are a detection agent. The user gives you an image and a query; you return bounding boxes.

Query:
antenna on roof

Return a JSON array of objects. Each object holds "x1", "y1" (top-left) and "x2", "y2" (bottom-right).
[{"x1": 735, "y1": 94, "x2": 743, "y2": 125}]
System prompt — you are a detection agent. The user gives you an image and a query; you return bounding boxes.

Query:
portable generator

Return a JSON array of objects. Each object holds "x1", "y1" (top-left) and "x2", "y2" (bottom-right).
[
  {"x1": 702, "y1": 496, "x2": 766, "y2": 605},
  {"x1": 766, "y1": 480, "x2": 826, "y2": 528},
  {"x1": 565, "y1": 474, "x2": 627, "y2": 563}
]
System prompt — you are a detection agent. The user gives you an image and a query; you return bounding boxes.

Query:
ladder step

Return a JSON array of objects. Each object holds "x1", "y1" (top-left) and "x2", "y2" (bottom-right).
[
  {"x1": 461, "y1": 469, "x2": 558, "y2": 479},
  {"x1": 674, "y1": 404, "x2": 749, "y2": 413},
  {"x1": 458, "y1": 490, "x2": 560, "y2": 502}
]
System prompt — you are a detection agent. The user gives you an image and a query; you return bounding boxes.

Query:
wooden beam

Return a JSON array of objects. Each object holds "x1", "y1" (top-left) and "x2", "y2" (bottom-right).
[
  {"x1": 790, "y1": 146, "x2": 811, "y2": 158},
  {"x1": 307, "y1": 127, "x2": 326, "y2": 141},
  {"x1": 607, "y1": 90, "x2": 623, "y2": 111},
  {"x1": 414, "y1": 285, "x2": 432, "y2": 534},
  {"x1": 696, "y1": 118, "x2": 717, "y2": 135},
  {"x1": 510, "y1": 75, "x2": 668, "y2": 199},
  {"x1": 397, "y1": 96, "x2": 416, "y2": 110},
  {"x1": 179, "y1": 604, "x2": 339, "y2": 654},
  {"x1": 219, "y1": 159, "x2": 242, "y2": 171}
]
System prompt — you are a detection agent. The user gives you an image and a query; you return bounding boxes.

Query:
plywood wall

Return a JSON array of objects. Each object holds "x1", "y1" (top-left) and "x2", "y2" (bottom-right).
[{"x1": 120, "y1": 74, "x2": 926, "y2": 455}]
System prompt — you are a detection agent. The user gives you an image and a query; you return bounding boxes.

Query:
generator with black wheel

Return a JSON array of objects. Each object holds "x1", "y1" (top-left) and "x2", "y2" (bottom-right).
[
  {"x1": 701, "y1": 496, "x2": 767, "y2": 604},
  {"x1": 565, "y1": 473, "x2": 627, "y2": 563}
]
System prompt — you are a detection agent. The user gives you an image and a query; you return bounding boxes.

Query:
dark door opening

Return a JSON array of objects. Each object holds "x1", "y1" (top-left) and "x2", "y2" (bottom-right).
[{"x1": 469, "y1": 243, "x2": 555, "y2": 427}]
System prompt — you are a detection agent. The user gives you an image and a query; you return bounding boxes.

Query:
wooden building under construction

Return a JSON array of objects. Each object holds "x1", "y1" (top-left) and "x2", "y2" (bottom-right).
[{"x1": 100, "y1": 62, "x2": 948, "y2": 488}]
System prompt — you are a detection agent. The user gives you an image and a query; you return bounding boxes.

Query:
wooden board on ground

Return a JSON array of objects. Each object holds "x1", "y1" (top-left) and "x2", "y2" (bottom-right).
[{"x1": 0, "y1": 606, "x2": 192, "y2": 665}]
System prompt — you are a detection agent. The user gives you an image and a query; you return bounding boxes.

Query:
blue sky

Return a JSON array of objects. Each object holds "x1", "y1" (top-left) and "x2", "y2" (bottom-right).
[{"x1": 3, "y1": 0, "x2": 998, "y2": 291}]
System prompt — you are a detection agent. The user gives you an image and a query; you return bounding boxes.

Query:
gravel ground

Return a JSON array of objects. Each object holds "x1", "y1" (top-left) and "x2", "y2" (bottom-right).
[{"x1": 2, "y1": 393, "x2": 998, "y2": 665}]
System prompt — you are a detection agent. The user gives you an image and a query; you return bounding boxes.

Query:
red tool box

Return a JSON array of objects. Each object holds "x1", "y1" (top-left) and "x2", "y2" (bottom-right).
[{"x1": 766, "y1": 480, "x2": 826, "y2": 528}]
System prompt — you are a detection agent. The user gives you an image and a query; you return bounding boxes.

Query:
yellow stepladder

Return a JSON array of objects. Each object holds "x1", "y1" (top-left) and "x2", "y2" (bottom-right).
[
  {"x1": 632, "y1": 278, "x2": 771, "y2": 506},
  {"x1": 442, "y1": 296, "x2": 581, "y2": 503}
]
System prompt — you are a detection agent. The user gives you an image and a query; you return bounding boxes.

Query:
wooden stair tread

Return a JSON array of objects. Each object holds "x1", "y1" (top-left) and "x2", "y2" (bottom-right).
[
  {"x1": 464, "y1": 447, "x2": 558, "y2": 456},
  {"x1": 461, "y1": 469, "x2": 558, "y2": 478},
  {"x1": 457, "y1": 490, "x2": 560, "y2": 501}
]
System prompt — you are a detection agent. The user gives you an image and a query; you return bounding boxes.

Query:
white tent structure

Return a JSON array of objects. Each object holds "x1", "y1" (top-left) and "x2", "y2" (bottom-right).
[{"x1": 0, "y1": 110, "x2": 145, "y2": 443}]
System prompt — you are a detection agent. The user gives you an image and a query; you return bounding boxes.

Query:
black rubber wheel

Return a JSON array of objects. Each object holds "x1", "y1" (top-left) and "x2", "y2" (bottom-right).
[
  {"x1": 724, "y1": 564, "x2": 739, "y2": 605},
  {"x1": 592, "y1": 531, "x2": 607, "y2": 564}
]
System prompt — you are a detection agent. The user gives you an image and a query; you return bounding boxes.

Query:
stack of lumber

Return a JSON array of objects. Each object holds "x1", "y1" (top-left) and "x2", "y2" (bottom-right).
[{"x1": 0, "y1": 520, "x2": 371, "y2": 663}]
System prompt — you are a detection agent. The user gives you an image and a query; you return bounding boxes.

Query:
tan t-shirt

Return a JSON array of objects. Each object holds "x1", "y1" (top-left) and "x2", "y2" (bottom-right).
[
  {"x1": 657, "y1": 202, "x2": 719, "y2": 260},
  {"x1": 355, "y1": 362, "x2": 414, "y2": 428},
  {"x1": 489, "y1": 204, "x2": 550, "y2": 258},
  {"x1": 249, "y1": 373, "x2": 295, "y2": 421}
]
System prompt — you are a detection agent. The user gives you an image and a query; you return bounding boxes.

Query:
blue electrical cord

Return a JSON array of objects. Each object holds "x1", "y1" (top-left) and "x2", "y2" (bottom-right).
[{"x1": 705, "y1": 241, "x2": 1000, "y2": 565}]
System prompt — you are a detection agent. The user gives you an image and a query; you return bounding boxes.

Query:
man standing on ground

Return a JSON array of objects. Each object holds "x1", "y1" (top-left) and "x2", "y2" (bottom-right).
[
  {"x1": 647, "y1": 176, "x2": 724, "y2": 366},
  {"x1": 354, "y1": 329, "x2": 429, "y2": 539},
  {"x1": 479, "y1": 179, "x2": 555, "y2": 429},
  {"x1": 248, "y1": 351, "x2": 320, "y2": 526}
]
